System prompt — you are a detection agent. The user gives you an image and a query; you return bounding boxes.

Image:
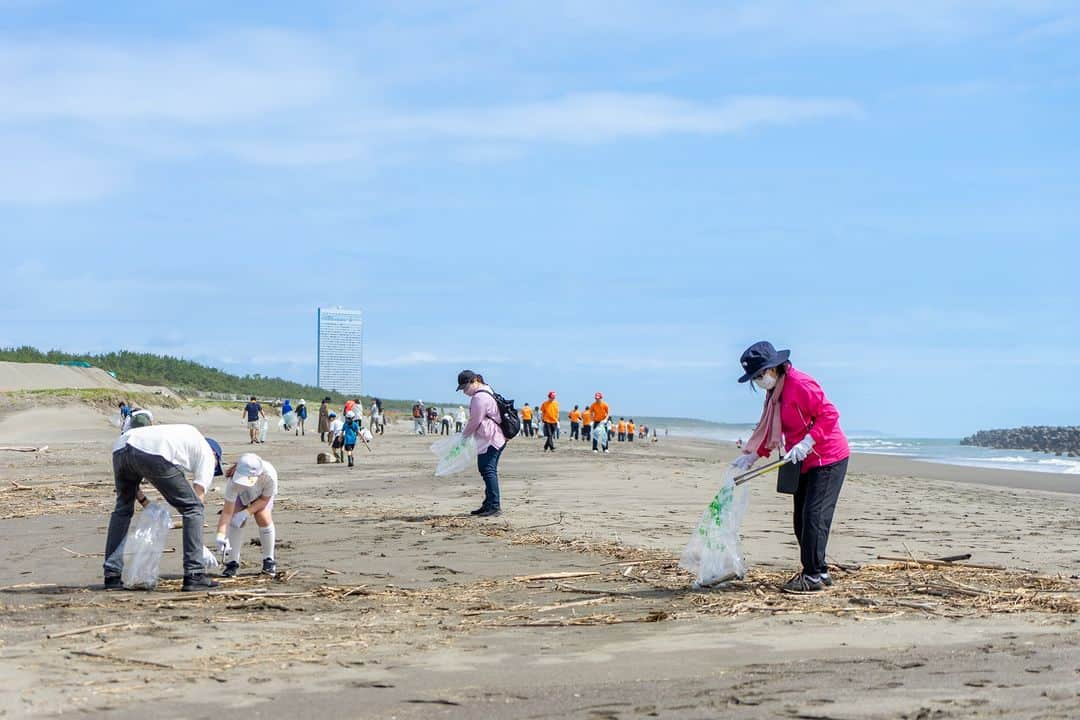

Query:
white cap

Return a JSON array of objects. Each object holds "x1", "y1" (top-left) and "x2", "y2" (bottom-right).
[
  {"x1": 346, "y1": 410, "x2": 356, "y2": 419},
  {"x1": 232, "y1": 453, "x2": 263, "y2": 487},
  {"x1": 298, "y1": 398, "x2": 306, "y2": 405}
]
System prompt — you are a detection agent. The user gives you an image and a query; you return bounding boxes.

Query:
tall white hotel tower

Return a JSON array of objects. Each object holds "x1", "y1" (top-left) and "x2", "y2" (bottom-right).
[{"x1": 316, "y1": 307, "x2": 363, "y2": 394}]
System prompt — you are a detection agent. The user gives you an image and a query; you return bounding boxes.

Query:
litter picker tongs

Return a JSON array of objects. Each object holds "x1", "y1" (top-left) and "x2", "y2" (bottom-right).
[{"x1": 733, "y1": 457, "x2": 790, "y2": 486}]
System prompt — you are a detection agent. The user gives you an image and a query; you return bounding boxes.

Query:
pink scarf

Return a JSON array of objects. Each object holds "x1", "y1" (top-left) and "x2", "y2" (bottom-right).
[{"x1": 742, "y1": 373, "x2": 786, "y2": 458}]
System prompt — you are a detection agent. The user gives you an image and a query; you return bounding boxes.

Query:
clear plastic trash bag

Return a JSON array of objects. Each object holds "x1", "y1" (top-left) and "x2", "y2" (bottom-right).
[
  {"x1": 429, "y1": 433, "x2": 477, "y2": 477},
  {"x1": 679, "y1": 469, "x2": 750, "y2": 588},
  {"x1": 360, "y1": 429, "x2": 373, "y2": 443},
  {"x1": 280, "y1": 411, "x2": 297, "y2": 430},
  {"x1": 259, "y1": 419, "x2": 269, "y2": 442},
  {"x1": 109, "y1": 502, "x2": 173, "y2": 590}
]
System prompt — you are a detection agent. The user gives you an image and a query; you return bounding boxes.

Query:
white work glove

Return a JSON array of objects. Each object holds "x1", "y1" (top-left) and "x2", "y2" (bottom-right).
[
  {"x1": 730, "y1": 453, "x2": 756, "y2": 472},
  {"x1": 215, "y1": 533, "x2": 231, "y2": 555},
  {"x1": 201, "y1": 546, "x2": 220, "y2": 569},
  {"x1": 784, "y1": 435, "x2": 816, "y2": 463}
]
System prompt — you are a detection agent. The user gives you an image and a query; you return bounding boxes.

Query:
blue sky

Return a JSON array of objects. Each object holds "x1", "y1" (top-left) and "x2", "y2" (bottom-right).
[{"x1": 2, "y1": 1, "x2": 1078, "y2": 436}]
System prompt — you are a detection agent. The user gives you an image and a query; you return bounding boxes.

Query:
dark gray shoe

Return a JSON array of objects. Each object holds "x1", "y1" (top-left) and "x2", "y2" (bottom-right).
[
  {"x1": 104, "y1": 575, "x2": 123, "y2": 590},
  {"x1": 782, "y1": 573, "x2": 824, "y2": 593},
  {"x1": 182, "y1": 574, "x2": 220, "y2": 592},
  {"x1": 221, "y1": 561, "x2": 239, "y2": 578},
  {"x1": 261, "y1": 558, "x2": 277, "y2": 576},
  {"x1": 819, "y1": 572, "x2": 833, "y2": 587},
  {"x1": 476, "y1": 507, "x2": 502, "y2": 518}
]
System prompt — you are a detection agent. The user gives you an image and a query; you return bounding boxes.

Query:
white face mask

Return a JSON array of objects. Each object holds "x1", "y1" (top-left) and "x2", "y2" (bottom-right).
[{"x1": 754, "y1": 371, "x2": 777, "y2": 391}]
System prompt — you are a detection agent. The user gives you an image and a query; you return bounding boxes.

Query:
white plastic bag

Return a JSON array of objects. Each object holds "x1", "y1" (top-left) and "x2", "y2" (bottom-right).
[
  {"x1": 259, "y1": 419, "x2": 269, "y2": 442},
  {"x1": 280, "y1": 411, "x2": 297, "y2": 430},
  {"x1": 429, "y1": 433, "x2": 477, "y2": 477},
  {"x1": 360, "y1": 428, "x2": 373, "y2": 443},
  {"x1": 679, "y1": 470, "x2": 750, "y2": 588},
  {"x1": 119, "y1": 502, "x2": 173, "y2": 590}
]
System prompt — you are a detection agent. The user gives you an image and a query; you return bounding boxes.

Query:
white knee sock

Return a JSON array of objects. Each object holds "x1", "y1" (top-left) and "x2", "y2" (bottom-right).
[
  {"x1": 226, "y1": 524, "x2": 245, "y2": 563},
  {"x1": 259, "y1": 524, "x2": 276, "y2": 561}
]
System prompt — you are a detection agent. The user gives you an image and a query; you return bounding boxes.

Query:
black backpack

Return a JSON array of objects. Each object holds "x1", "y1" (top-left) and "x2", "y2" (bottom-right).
[{"x1": 477, "y1": 389, "x2": 521, "y2": 440}]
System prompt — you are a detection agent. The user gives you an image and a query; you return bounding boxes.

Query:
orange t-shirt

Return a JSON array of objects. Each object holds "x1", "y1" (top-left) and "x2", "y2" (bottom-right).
[
  {"x1": 582, "y1": 410, "x2": 593, "y2": 424},
  {"x1": 521, "y1": 406, "x2": 533, "y2": 421},
  {"x1": 617, "y1": 421, "x2": 627, "y2": 433},
  {"x1": 628, "y1": 423, "x2": 635, "y2": 434},
  {"x1": 589, "y1": 401, "x2": 609, "y2": 423},
  {"x1": 540, "y1": 400, "x2": 559, "y2": 424},
  {"x1": 568, "y1": 409, "x2": 582, "y2": 423}
]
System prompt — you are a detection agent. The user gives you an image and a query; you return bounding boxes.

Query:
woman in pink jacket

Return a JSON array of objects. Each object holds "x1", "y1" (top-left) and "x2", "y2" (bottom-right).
[
  {"x1": 457, "y1": 369, "x2": 507, "y2": 517},
  {"x1": 732, "y1": 341, "x2": 850, "y2": 592}
]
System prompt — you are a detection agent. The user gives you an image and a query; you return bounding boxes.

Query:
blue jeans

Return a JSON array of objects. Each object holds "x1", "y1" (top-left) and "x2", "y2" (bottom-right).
[{"x1": 477, "y1": 444, "x2": 503, "y2": 510}]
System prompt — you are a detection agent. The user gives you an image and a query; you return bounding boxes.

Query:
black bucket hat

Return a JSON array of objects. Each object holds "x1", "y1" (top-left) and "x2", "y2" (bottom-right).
[
  {"x1": 456, "y1": 369, "x2": 478, "y2": 390},
  {"x1": 737, "y1": 341, "x2": 790, "y2": 383}
]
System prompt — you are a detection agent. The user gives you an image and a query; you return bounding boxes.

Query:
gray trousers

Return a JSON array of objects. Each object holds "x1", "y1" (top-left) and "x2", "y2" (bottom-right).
[{"x1": 105, "y1": 446, "x2": 205, "y2": 578}]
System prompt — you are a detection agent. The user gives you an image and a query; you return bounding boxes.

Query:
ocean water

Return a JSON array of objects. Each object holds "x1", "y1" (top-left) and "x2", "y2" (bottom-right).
[{"x1": 647, "y1": 418, "x2": 1080, "y2": 476}]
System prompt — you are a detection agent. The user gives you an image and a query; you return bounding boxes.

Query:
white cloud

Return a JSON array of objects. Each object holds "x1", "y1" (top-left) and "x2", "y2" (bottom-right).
[
  {"x1": 0, "y1": 30, "x2": 338, "y2": 124},
  {"x1": 370, "y1": 93, "x2": 860, "y2": 144}
]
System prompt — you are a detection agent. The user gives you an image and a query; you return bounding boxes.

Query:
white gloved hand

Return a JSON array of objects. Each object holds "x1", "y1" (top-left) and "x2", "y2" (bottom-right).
[
  {"x1": 201, "y1": 545, "x2": 220, "y2": 569},
  {"x1": 730, "y1": 453, "x2": 756, "y2": 471},
  {"x1": 784, "y1": 435, "x2": 816, "y2": 463},
  {"x1": 215, "y1": 534, "x2": 231, "y2": 555}
]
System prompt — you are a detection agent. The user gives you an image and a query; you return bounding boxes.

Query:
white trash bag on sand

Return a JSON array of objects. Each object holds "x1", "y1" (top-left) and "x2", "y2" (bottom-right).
[
  {"x1": 430, "y1": 433, "x2": 477, "y2": 477},
  {"x1": 259, "y1": 418, "x2": 269, "y2": 442},
  {"x1": 115, "y1": 502, "x2": 172, "y2": 590},
  {"x1": 280, "y1": 411, "x2": 297, "y2": 431},
  {"x1": 679, "y1": 470, "x2": 750, "y2": 588}
]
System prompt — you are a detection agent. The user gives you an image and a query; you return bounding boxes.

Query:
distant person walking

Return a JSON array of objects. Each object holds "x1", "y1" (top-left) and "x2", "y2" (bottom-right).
[
  {"x1": 541, "y1": 391, "x2": 559, "y2": 452},
  {"x1": 370, "y1": 398, "x2": 385, "y2": 435},
  {"x1": 327, "y1": 411, "x2": 344, "y2": 463},
  {"x1": 106, "y1": 424, "x2": 224, "y2": 591},
  {"x1": 731, "y1": 341, "x2": 850, "y2": 593},
  {"x1": 455, "y1": 406, "x2": 467, "y2": 433},
  {"x1": 342, "y1": 411, "x2": 362, "y2": 467},
  {"x1": 568, "y1": 405, "x2": 582, "y2": 441},
  {"x1": 457, "y1": 370, "x2": 506, "y2": 517},
  {"x1": 412, "y1": 401, "x2": 426, "y2": 435},
  {"x1": 589, "y1": 393, "x2": 610, "y2": 453},
  {"x1": 295, "y1": 399, "x2": 307, "y2": 436},
  {"x1": 318, "y1": 397, "x2": 331, "y2": 441},
  {"x1": 243, "y1": 397, "x2": 266, "y2": 444},
  {"x1": 627, "y1": 419, "x2": 635, "y2": 443},
  {"x1": 520, "y1": 403, "x2": 534, "y2": 437}
]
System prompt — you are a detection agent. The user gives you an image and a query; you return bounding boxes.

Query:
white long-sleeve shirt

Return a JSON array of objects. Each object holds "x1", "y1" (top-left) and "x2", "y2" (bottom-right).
[{"x1": 113, "y1": 424, "x2": 217, "y2": 491}]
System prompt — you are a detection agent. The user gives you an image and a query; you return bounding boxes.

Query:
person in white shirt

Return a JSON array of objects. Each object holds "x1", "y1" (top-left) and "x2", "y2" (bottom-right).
[
  {"x1": 327, "y1": 411, "x2": 345, "y2": 463},
  {"x1": 215, "y1": 453, "x2": 278, "y2": 577},
  {"x1": 455, "y1": 406, "x2": 467, "y2": 433},
  {"x1": 106, "y1": 424, "x2": 223, "y2": 592}
]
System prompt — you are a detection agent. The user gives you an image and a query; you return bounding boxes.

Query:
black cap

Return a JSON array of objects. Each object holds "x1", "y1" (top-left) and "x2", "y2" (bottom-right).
[
  {"x1": 738, "y1": 341, "x2": 790, "y2": 383},
  {"x1": 456, "y1": 369, "x2": 478, "y2": 391}
]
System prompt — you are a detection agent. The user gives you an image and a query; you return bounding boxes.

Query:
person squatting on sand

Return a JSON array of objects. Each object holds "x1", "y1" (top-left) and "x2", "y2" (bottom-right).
[
  {"x1": 216, "y1": 452, "x2": 279, "y2": 577},
  {"x1": 731, "y1": 341, "x2": 850, "y2": 593},
  {"x1": 541, "y1": 391, "x2": 559, "y2": 452},
  {"x1": 590, "y1": 392, "x2": 610, "y2": 453},
  {"x1": 457, "y1": 369, "x2": 506, "y2": 517},
  {"x1": 105, "y1": 424, "x2": 224, "y2": 591}
]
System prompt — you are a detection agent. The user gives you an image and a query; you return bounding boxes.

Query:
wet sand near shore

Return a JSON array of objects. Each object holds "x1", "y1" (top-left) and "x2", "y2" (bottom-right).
[{"x1": 1, "y1": 407, "x2": 1078, "y2": 719}]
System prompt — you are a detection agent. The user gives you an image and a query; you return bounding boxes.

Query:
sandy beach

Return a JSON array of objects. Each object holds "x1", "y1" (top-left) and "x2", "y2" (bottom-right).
[{"x1": 1, "y1": 398, "x2": 1078, "y2": 719}]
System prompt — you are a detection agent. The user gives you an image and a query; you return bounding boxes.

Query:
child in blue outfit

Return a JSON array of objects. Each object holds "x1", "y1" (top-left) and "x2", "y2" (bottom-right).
[{"x1": 342, "y1": 411, "x2": 361, "y2": 467}]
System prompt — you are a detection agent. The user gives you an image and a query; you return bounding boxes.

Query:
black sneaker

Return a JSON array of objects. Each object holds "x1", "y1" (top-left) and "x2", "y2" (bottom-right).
[
  {"x1": 469, "y1": 507, "x2": 486, "y2": 515},
  {"x1": 476, "y1": 507, "x2": 502, "y2": 517},
  {"x1": 104, "y1": 575, "x2": 123, "y2": 590},
  {"x1": 819, "y1": 572, "x2": 833, "y2": 587},
  {"x1": 261, "y1": 558, "x2": 277, "y2": 576},
  {"x1": 182, "y1": 574, "x2": 220, "y2": 592},
  {"x1": 782, "y1": 573, "x2": 824, "y2": 593},
  {"x1": 221, "y1": 561, "x2": 239, "y2": 578}
]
